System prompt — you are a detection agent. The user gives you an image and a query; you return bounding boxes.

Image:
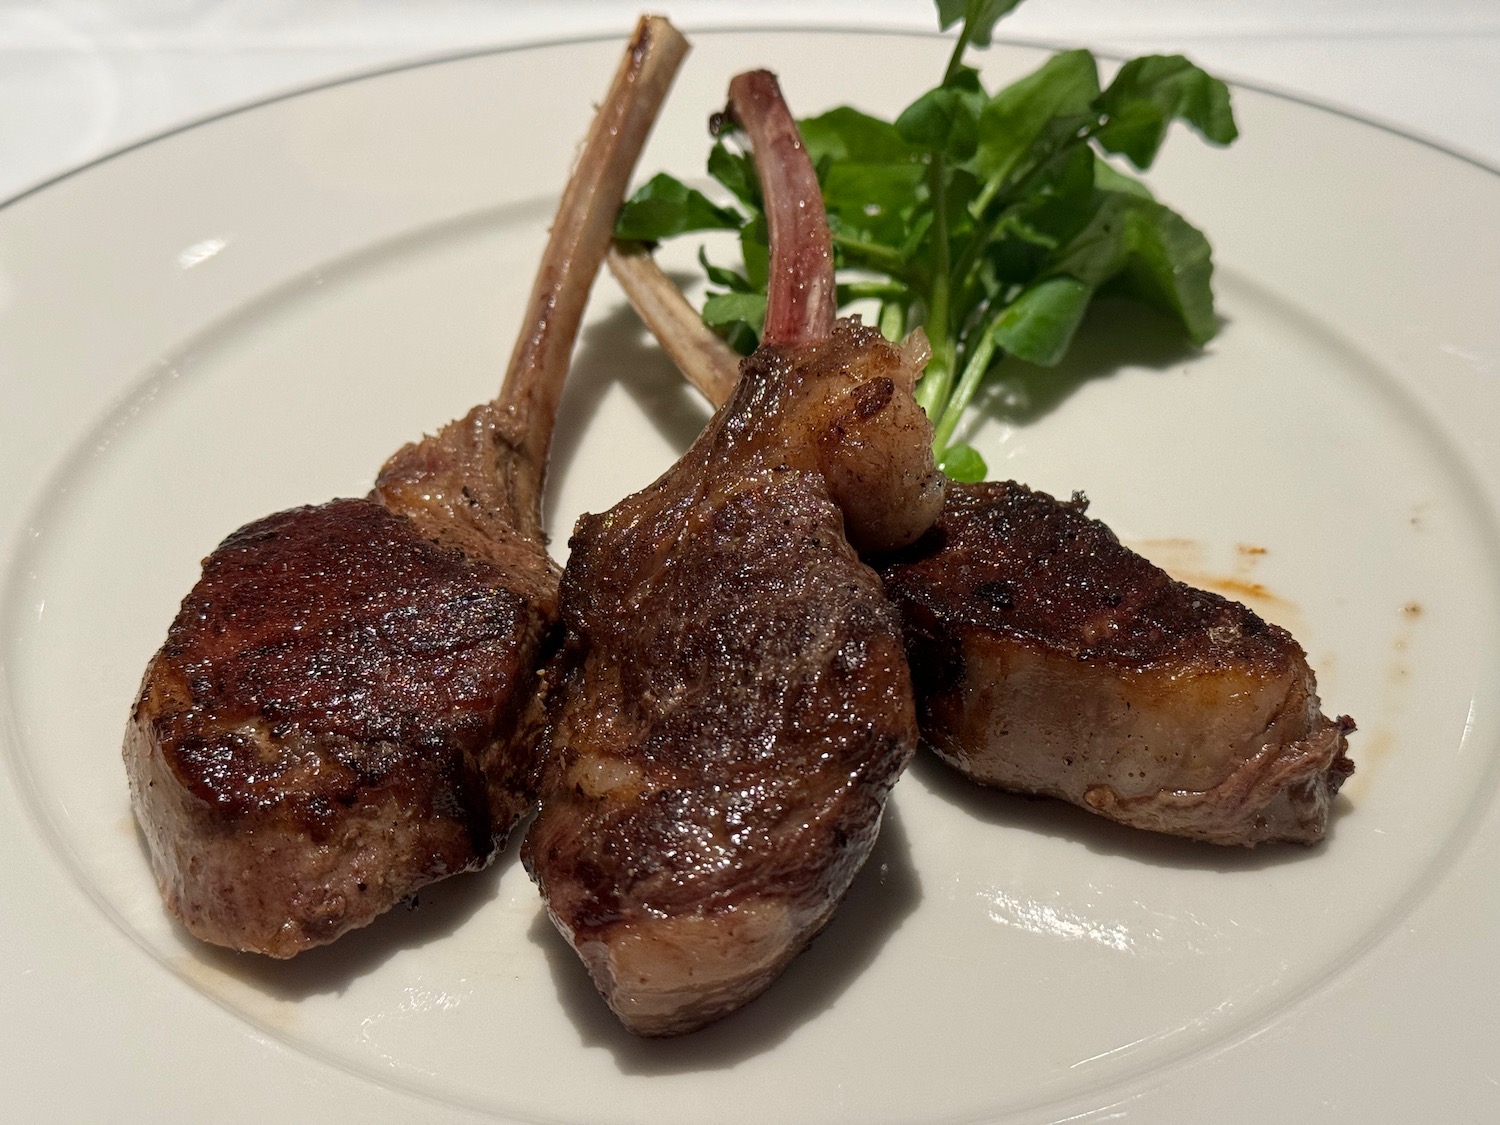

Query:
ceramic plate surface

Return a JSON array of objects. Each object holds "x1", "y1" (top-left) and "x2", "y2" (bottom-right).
[{"x1": 3, "y1": 27, "x2": 1499, "y2": 1124}]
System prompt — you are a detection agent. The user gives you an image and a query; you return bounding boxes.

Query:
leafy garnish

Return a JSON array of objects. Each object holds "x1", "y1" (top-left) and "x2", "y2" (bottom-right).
[{"x1": 614, "y1": 0, "x2": 1237, "y2": 482}]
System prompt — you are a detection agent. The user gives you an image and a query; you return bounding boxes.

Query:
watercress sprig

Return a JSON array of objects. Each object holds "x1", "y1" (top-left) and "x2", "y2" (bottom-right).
[{"x1": 614, "y1": 0, "x2": 1237, "y2": 481}]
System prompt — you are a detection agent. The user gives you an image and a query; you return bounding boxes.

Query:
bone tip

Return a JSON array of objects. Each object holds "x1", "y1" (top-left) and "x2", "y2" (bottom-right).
[{"x1": 634, "y1": 14, "x2": 689, "y2": 58}]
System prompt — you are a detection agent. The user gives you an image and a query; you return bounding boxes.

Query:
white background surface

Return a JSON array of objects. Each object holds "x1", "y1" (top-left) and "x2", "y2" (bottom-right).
[{"x1": 4, "y1": 0, "x2": 1500, "y2": 207}]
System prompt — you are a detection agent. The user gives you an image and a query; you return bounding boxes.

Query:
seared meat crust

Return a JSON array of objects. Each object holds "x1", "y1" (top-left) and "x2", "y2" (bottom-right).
[
  {"x1": 125, "y1": 498, "x2": 546, "y2": 956},
  {"x1": 152, "y1": 500, "x2": 541, "y2": 775},
  {"x1": 527, "y1": 476, "x2": 912, "y2": 1029},
  {"x1": 878, "y1": 481, "x2": 1354, "y2": 845}
]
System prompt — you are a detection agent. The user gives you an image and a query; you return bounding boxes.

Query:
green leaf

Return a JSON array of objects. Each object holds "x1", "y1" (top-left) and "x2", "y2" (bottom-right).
[
  {"x1": 1046, "y1": 191, "x2": 1219, "y2": 345},
  {"x1": 970, "y1": 49, "x2": 1100, "y2": 191},
  {"x1": 821, "y1": 162, "x2": 928, "y2": 247},
  {"x1": 960, "y1": 142, "x2": 1095, "y2": 301},
  {"x1": 801, "y1": 105, "x2": 928, "y2": 248},
  {"x1": 1006, "y1": 142, "x2": 1098, "y2": 245},
  {"x1": 708, "y1": 140, "x2": 762, "y2": 207},
  {"x1": 935, "y1": 0, "x2": 1027, "y2": 47},
  {"x1": 1091, "y1": 153, "x2": 1155, "y2": 199},
  {"x1": 895, "y1": 74, "x2": 984, "y2": 162},
  {"x1": 739, "y1": 212, "x2": 770, "y2": 290},
  {"x1": 1095, "y1": 55, "x2": 1238, "y2": 169},
  {"x1": 1100, "y1": 207, "x2": 1218, "y2": 345},
  {"x1": 727, "y1": 323, "x2": 762, "y2": 355},
  {"x1": 989, "y1": 275, "x2": 1092, "y2": 365},
  {"x1": 938, "y1": 441, "x2": 988, "y2": 482},
  {"x1": 614, "y1": 173, "x2": 744, "y2": 241},
  {"x1": 800, "y1": 106, "x2": 921, "y2": 165},
  {"x1": 698, "y1": 246, "x2": 753, "y2": 293},
  {"x1": 702, "y1": 290, "x2": 767, "y2": 335}
]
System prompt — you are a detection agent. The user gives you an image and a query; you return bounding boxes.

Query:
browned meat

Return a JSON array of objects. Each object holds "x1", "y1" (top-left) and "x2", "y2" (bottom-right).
[
  {"x1": 522, "y1": 70, "x2": 945, "y2": 1036},
  {"x1": 607, "y1": 221, "x2": 1354, "y2": 849},
  {"x1": 122, "y1": 17, "x2": 689, "y2": 957},
  {"x1": 877, "y1": 481, "x2": 1354, "y2": 845}
]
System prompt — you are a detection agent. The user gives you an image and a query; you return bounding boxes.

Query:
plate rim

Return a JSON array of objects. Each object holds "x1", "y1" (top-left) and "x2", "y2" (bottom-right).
[{"x1": 5, "y1": 21, "x2": 1499, "y2": 217}]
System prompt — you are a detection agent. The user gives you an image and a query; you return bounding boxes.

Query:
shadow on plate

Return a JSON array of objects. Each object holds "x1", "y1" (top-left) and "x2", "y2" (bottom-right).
[
  {"x1": 530, "y1": 799, "x2": 922, "y2": 1073},
  {"x1": 148, "y1": 820, "x2": 520, "y2": 1000},
  {"x1": 956, "y1": 297, "x2": 1215, "y2": 440},
  {"x1": 907, "y1": 751, "x2": 1349, "y2": 873},
  {"x1": 545, "y1": 291, "x2": 716, "y2": 514}
]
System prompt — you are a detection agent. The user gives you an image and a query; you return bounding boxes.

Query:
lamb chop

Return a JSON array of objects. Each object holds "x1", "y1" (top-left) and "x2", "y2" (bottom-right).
[
  {"x1": 606, "y1": 216, "x2": 1354, "y2": 848},
  {"x1": 522, "y1": 70, "x2": 945, "y2": 1037},
  {"x1": 122, "y1": 16, "x2": 689, "y2": 958},
  {"x1": 878, "y1": 482, "x2": 1354, "y2": 845}
]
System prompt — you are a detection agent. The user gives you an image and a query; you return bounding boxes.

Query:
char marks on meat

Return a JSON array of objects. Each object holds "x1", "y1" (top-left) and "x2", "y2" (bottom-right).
[
  {"x1": 127, "y1": 500, "x2": 538, "y2": 955},
  {"x1": 123, "y1": 17, "x2": 689, "y2": 957},
  {"x1": 877, "y1": 481, "x2": 1354, "y2": 846},
  {"x1": 522, "y1": 70, "x2": 945, "y2": 1036}
]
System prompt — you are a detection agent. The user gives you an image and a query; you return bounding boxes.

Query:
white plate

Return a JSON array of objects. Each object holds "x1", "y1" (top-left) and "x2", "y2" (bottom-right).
[{"x1": 3, "y1": 27, "x2": 1499, "y2": 1124}]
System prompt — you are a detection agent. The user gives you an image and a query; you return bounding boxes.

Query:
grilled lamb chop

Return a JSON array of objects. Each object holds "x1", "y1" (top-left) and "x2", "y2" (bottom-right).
[
  {"x1": 522, "y1": 70, "x2": 945, "y2": 1036},
  {"x1": 878, "y1": 482, "x2": 1354, "y2": 845},
  {"x1": 122, "y1": 17, "x2": 689, "y2": 958},
  {"x1": 607, "y1": 220, "x2": 1353, "y2": 848}
]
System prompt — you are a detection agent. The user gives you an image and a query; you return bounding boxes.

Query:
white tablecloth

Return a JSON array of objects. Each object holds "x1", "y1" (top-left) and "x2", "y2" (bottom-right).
[{"x1": 4, "y1": 0, "x2": 1499, "y2": 205}]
